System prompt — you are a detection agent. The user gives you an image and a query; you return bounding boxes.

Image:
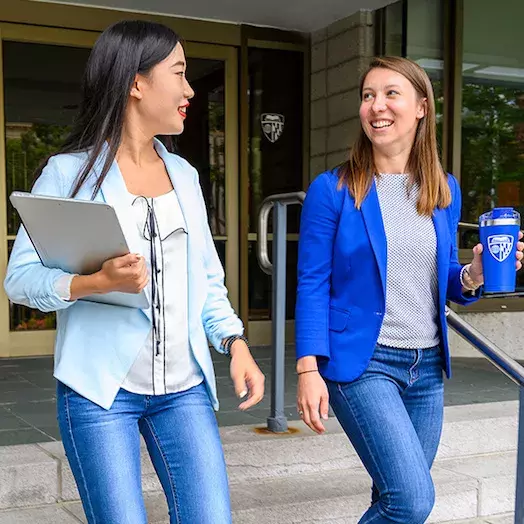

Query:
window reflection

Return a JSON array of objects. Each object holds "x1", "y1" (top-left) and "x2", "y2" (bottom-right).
[
  {"x1": 460, "y1": 0, "x2": 524, "y2": 289},
  {"x1": 4, "y1": 43, "x2": 229, "y2": 330},
  {"x1": 381, "y1": 0, "x2": 445, "y2": 151},
  {"x1": 406, "y1": 0, "x2": 444, "y2": 150},
  {"x1": 247, "y1": 48, "x2": 303, "y2": 321},
  {"x1": 176, "y1": 60, "x2": 226, "y2": 236},
  {"x1": 4, "y1": 41, "x2": 89, "y2": 331}
]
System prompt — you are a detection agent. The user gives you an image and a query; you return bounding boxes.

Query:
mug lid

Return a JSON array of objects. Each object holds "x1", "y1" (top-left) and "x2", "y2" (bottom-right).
[{"x1": 480, "y1": 207, "x2": 520, "y2": 222}]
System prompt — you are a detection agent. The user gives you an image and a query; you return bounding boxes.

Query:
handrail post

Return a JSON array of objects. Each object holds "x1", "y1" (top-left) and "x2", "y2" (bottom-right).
[
  {"x1": 257, "y1": 191, "x2": 305, "y2": 433},
  {"x1": 267, "y1": 201, "x2": 288, "y2": 433},
  {"x1": 516, "y1": 387, "x2": 524, "y2": 523}
]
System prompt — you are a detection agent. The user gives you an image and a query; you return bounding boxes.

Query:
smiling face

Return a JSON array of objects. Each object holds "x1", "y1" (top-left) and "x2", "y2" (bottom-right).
[
  {"x1": 130, "y1": 42, "x2": 194, "y2": 136},
  {"x1": 359, "y1": 67, "x2": 426, "y2": 156}
]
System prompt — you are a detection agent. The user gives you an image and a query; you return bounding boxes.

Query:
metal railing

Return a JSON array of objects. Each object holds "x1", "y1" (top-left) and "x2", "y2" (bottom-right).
[
  {"x1": 257, "y1": 191, "x2": 305, "y2": 432},
  {"x1": 257, "y1": 196, "x2": 524, "y2": 523}
]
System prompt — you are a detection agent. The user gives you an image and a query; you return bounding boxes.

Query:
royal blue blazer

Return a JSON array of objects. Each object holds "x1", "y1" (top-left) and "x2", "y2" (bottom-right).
[{"x1": 295, "y1": 170, "x2": 480, "y2": 382}]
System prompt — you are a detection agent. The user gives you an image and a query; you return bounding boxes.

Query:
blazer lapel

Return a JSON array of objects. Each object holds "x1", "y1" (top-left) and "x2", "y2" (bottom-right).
[
  {"x1": 153, "y1": 140, "x2": 195, "y2": 238},
  {"x1": 97, "y1": 146, "x2": 151, "y2": 322},
  {"x1": 153, "y1": 140, "x2": 205, "y2": 327},
  {"x1": 432, "y1": 206, "x2": 451, "y2": 308},
  {"x1": 361, "y1": 180, "x2": 387, "y2": 298}
]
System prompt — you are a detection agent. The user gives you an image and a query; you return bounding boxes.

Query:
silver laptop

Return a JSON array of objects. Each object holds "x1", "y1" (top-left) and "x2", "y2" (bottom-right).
[{"x1": 9, "y1": 192, "x2": 149, "y2": 310}]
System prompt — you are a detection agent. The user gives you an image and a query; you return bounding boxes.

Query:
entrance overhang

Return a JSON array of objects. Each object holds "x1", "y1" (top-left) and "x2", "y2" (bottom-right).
[{"x1": 29, "y1": 0, "x2": 395, "y2": 32}]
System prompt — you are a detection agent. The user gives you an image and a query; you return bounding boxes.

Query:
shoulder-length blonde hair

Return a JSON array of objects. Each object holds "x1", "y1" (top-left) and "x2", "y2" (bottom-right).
[{"x1": 338, "y1": 56, "x2": 450, "y2": 216}]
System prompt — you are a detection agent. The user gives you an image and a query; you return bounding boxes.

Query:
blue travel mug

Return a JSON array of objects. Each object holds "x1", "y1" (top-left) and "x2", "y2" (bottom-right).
[{"x1": 479, "y1": 207, "x2": 521, "y2": 293}]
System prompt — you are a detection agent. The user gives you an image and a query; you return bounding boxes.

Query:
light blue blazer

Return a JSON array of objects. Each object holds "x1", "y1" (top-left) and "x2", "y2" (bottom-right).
[{"x1": 4, "y1": 139, "x2": 243, "y2": 410}]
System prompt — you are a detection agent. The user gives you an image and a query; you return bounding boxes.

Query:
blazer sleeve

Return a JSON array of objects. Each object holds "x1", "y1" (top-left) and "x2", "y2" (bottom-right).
[
  {"x1": 4, "y1": 157, "x2": 78, "y2": 313},
  {"x1": 446, "y1": 174, "x2": 482, "y2": 305},
  {"x1": 295, "y1": 172, "x2": 340, "y2": 361},
  {"x1": 193, "y1": 172, "x2": 244, "y2": 353}
]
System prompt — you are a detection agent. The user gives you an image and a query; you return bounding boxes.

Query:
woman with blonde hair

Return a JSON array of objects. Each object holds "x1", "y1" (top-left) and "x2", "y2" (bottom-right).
[{"x1": 295, "y1": 56, "x2": 523, "y2": 523}]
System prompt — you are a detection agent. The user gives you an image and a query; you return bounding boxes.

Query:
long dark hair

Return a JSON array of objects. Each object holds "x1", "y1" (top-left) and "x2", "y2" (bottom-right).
[{"x1": 35, "y1": 20, "x2": 181, "y2": 198}]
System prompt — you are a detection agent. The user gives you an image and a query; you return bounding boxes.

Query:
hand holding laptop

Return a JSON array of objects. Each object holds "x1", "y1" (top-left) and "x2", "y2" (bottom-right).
[
  {"x1": 69, "y1": 253, "x2": 149, "y2": 302},
  {"x1": 9, "y1": 192, "x2": 150, "y2": 309}
]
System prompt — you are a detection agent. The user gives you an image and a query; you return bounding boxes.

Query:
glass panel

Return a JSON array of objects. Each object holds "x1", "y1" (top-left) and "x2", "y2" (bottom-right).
[
  {"x1": 176, "y1": 59, "x2": 226, "y2": 236},
  {"x1": 248, "y1": 48, "x2": 303, "y2": 235},
  {"x1": 247, "y1": 48, "x2": 303, "y2": 321},
  {"x1": 460, "y1": 0, "x2": 524, "y2": 289},
  {"x1": 406, "y1": 0, "x2": 444, "y2": 149},
  {"x1": 4, "y1": 41, "x2": 90, "y2": 235},
  {"x1": 7, "y1": 240, "x2": 56, "y2": 331},
  {"x1": 248, "y1": 240, "x2": 298, "y2": 321},
  {"x1": 381, "y1": 1, "x2": 444, "y2": 148},
  {"x1": 4, "y1": 44, "x2": 228, "y2": 330},
  {"x1": 214, "y1": 239, "x2": 226, "y2": 270},
  {"x1": 382, "y1": 1, "x2": 404, "y2": 56},
  {"x1": 4, "y1": 41, "x2": 90, "y2": 331}
]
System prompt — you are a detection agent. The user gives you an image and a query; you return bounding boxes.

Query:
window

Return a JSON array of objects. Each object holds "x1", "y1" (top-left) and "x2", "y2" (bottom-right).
[
  {"x1": 379, "y1": 0, "x2": 445, "y2": 149},
  {"x1": 247, "y1": 48, "x2": 304, "y2": 320},
  {"x1": 460, "y1": 0, "x2": 524, "y2": 291},
  {"x1": 4, "y1": 41, "x2": 90, "y2": 331}
]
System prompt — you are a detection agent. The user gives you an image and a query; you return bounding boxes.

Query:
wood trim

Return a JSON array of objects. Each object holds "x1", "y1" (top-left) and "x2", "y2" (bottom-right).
[
  {"x1": 0, "y1": 32, "x2": 9, "y2": 356},
  {"x1": 239, "y1": 28, "x2": 250, "y2": 333},
  {"x1": 247, "y1": 39, "x2": 306, "y2": 52},
  {"x1": 242, "y1": 24, "x2": 307, "y2": 45},
  {"x1": 0, "y1": 22, "x2": 97, "y2": 46},
  {"x1": 0, "y1": 0, "x2": 242, "y2": 46},
  {"x1": 442, "y1": 0, "x2": 463, "y2": 179}
]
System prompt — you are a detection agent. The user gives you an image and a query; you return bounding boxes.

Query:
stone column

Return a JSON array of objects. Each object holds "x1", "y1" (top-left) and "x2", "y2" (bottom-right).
[{"x1": 309, "y1": 10, "x2": 375, "y2": 181}]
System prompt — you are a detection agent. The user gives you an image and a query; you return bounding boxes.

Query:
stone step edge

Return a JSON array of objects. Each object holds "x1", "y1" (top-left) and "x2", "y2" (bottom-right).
[
  {"x1": 218, "y1": 400, "x2": 519, "y2": 445},
  {"x1": 0, "y1": 466, "x2": 509, "y2": 524}
]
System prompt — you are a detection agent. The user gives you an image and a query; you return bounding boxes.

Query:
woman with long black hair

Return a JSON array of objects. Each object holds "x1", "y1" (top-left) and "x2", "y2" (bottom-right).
[{"x1": 4, "y1": 20, "x2": 264, "y2": 524}]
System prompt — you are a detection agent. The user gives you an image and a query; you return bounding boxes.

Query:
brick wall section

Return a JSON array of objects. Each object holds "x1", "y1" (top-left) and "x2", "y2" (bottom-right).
[{"x1": 309, "y1": 10, "x2": 375, "y2": 181}]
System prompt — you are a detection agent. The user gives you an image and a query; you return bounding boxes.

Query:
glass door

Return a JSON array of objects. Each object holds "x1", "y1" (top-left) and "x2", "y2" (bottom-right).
[
  {"x1": 243, "y1": 44, "x2": 306, "y2": 344},
  {"x1": 0, "y1": 26, "x2": 239, "y2": 357}
]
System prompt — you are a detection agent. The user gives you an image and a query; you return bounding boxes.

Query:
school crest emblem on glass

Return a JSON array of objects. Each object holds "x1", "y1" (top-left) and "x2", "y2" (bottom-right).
[
  {"x1": 487, "y1": 234, "x2": 514, "y2": 262},
  {"x1": 261, "y1": 113, "x2": 285, "y2": 143}
]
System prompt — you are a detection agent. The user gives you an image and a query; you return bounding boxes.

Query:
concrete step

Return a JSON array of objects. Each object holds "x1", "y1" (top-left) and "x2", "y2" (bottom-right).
[
  {"x1": 438, "y1": 517, "x2": 513, "y2": 524},
  {"x1": 0, "y1": 465, "x2": 513, "y2": 523},
  {"x1": 221, "y1": 400, "x2": 519, "y2": 484},
  {"x1": 0, "y1": 401, "x2": 519, "y2": 523}
]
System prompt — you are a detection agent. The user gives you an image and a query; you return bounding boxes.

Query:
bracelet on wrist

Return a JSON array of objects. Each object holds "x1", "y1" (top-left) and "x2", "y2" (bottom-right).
[
  {"x1": 297, "y1": 369, "x2": 319, "y2": 376},
  {"x1": 222, "y1": 334, "x2": 249, "y2": 357},
  {"x1": 460, "y1": 264, "x2": 480, "y2": 291}
]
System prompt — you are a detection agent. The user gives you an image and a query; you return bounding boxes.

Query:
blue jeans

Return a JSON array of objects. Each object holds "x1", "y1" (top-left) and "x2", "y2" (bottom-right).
[
  {"x1": 326, "y1": 345, "x2": 444, "y2": 524},
  {"x1": 57, "y1": 381, "x2": 231, "y2": 524}
]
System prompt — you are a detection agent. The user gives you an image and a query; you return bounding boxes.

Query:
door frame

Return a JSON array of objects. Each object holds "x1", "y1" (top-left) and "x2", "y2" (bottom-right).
[
  {"x1": 0, "y1": 24, "x2": 239, "y2": 357},
  {"x1": 239, "y1": 34, "x2": 309, "y2": 345}
]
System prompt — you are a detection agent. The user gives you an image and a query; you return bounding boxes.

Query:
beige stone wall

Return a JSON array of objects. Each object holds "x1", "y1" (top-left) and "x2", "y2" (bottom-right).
[
  {"x1": 449, "y1": 311, "x2": 524, "y2": 360},
  {"x1": 309, "y1": 10, "x2": 375, "y2": 181}
]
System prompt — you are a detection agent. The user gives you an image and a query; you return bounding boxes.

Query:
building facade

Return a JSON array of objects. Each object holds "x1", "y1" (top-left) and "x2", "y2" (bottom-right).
[{"x1": 0, "y1": 0, "x2": 522, "y2": 358}]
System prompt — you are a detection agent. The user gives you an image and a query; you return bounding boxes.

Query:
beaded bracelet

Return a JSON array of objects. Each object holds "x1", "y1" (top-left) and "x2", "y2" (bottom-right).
[
  {"x1": 222, "y1": 334, "x2": 249, "y2": 356},
  {"x1": 460, "y1": 264, "x2": 481, "y2": 291}
]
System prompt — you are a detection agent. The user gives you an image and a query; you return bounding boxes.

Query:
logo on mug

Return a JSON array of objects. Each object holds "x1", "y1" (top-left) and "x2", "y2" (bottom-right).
[{"x1": 487, "y1": 234, "x2": 514, "y2": 262}]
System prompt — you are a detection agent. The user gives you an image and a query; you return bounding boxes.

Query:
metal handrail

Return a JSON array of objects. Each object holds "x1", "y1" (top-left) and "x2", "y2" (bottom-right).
[
  {"x1": 445, "y1": 307, "x2": 524, "y2": 387},
  {"x1": 256, "y1": 191, "x2": 306, "y2": 432},
  {"x1": 257, "y1": 192, "x2": 524, "y2": 523},
  {"x1": 257, "y1": 191, "x2": 305, "y2": 276},
  {"x1": 458, "y1": 221, "x2": 480, "y2": 231}
]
